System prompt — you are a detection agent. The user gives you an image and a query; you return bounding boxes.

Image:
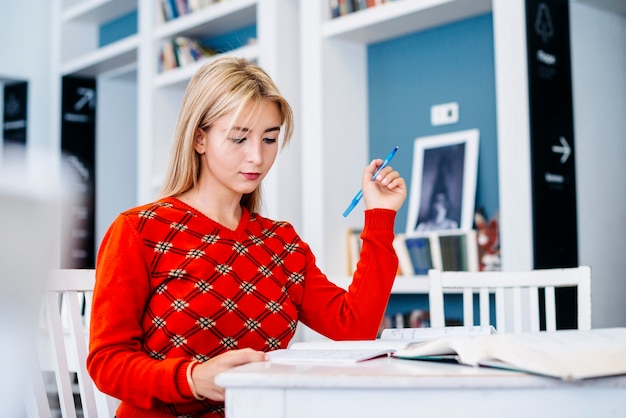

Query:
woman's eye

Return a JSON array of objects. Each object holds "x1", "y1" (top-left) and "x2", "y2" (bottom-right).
[
  {"x1": 230, "y1": 137, "x2": 246, "y2": 144},
  {"x1": 263, "y1": 137, "x2": 277, "y2": 144}
]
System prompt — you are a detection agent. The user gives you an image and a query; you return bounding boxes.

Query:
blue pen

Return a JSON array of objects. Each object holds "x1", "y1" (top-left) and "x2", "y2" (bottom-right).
[{"x1": 342, "y1": 146, "x2": 399, "y2": 217}]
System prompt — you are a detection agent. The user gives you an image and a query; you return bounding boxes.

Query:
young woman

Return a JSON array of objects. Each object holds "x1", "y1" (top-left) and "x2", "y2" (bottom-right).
[{"x1": 87, "y1": 56, "x2": 407, "y2": 417}]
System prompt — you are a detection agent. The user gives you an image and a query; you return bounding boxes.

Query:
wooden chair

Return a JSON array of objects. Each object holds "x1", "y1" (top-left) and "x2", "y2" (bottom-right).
[
  {"x1": 30, "y1": 269, "x2": 119, "y2": 418},
  {"x1": 428, "y1": 266, "x2": 592, "y2": 333}
]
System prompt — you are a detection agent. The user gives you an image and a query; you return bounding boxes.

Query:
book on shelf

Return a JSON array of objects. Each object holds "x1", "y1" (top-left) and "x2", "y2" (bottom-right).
[
  {"x1": 380, "y1": 309, "x2": 430, "y2": 332},
  {"x1": 347, "y1": 228, "x2": 402, "y2": 276},
  {"x1": 160, "y1": 0, "x2": 178, "y2": 21},
  {"x1": 393, "y1": 328, "x2": 626, "y2": 381},
  {"x1": 158, "y1": 37, "x2": 217, "y2": 73},
  {"x1": 267, "y1": 325, "x2": 495, "y2": 365},
  {"x1": 439, "y1": 231, "x2": 476, "y2": 271},
  {"x1": 395, "y1": 229, "x2": 479, "y2": 276},
  {"x1": 392, "y1": 233, "x2": 413, "y2": 276},
  {"x1": 329, "y1": 0, "x2": 388, "y2": 18},
  {"x1": 404, "y1": 235, "x2": 434, "y2": 274},
  {"x1": 175, "y1": 0, "x2": 189, "y2": 17},
  {"x1": 160, "y1": 0, "x2": 222, "y2": 22}
]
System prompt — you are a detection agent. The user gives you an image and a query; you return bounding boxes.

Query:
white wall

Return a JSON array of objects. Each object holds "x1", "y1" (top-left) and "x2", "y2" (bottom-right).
[
  {"x1": 571, "y1": 4, "x2": 626, "y2": 328},
  {"x1": 0, "y1": 1, "x2": 53, "y2": 154},
  {"x1": 96, "y1": 76, "x2": 138, "y2": 246}
]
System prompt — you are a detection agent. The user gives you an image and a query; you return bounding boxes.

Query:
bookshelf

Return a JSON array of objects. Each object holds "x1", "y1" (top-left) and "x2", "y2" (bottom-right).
[
  {"x1": 47, "y1": 0, "x2": 626, "y2": 329},
  {"x1": 58, "y1": 0, "x2": 139, "y2": 77},
  {"x1": 299, "y1": 0, "x2": 626, "y2": 332},
  {"x1": 52, "y1": 0, "x2": 302, "y2": 245},
  {"x1": 299, "y1": 0, "x2": 519, "y2": 278}
]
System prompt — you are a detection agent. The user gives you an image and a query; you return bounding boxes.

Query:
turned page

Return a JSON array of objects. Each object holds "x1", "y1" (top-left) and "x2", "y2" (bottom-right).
[{"x1": 394, "y1": 328, "x2": 626, "y2": 380}]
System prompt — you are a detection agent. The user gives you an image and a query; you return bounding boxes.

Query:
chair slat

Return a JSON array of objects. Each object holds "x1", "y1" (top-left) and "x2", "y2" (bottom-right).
[
  {"x1": 512, "y1": 287, "x2": 522, "y2": 333},
  {"x1": 428, "y1": 270, "x2": 445, "y2": 328},
  {"x1": 463, "y1": 289, "x2": 473, "y2": 326},
  {"x1": 30, "y1": 269, "x2": 120, "y2": 418},
  {"x1": 529, "y1": 286, "x2": 540, "y2": 332},
  {"x1": 479, "y1": 288, "x2": 490, "y2": 327},
  {"x1": 65, "y1": 291, "x2": 99, "y2": 417},
  {"x1": 577, "y1": 268, "x2": 592, "y2": 330},
  {"x1": 495, "y1": 288, "x2": 506, "y2": 333},
  {"x1": 545, "y1": 286, "x2": 557, "y2": 332},
  {"x1": 45, "y1": 292, "x2": 78, "y2": 418}
]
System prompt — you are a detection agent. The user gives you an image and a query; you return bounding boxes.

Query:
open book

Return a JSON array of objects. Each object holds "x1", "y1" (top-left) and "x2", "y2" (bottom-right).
[
  {"x1": 393, "y1": 327, "x2": 626, "y2": 380},
  {"x1": 267, "y1": 325, "x2": 495, "y2": 365}
]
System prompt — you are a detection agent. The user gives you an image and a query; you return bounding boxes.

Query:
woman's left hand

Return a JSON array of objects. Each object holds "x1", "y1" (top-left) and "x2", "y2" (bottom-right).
[{"x1": 361, "y1": 159, "x2": 407, "y2": 212}]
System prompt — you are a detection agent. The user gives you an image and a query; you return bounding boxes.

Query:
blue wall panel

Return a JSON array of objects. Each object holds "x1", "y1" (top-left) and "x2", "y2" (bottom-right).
[{"x1": 368, "y1": 14, "x2": 499, "y2": 233}]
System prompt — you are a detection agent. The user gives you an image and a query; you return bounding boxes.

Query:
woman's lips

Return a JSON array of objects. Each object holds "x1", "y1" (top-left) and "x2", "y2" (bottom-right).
[{"x1": 241, "y1": 172, "x2": 261, "y2": 180}]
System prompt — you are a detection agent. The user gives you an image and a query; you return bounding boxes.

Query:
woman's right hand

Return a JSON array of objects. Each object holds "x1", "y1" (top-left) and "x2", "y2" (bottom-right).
[
  {"x1": 362, "y1": 159, "x2": 407, "y2": 212},
  {"x1": 191, "y1": 348, "x2": 268, "y2": 402}
]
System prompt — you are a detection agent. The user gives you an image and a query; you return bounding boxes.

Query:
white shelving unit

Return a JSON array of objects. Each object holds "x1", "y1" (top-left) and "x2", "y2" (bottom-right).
[
  {"x1": 49, "y1": 0, "x2": 626, "y2": 325},
  {"x1": 52, "y1": 0, "x2": 302, "y2": 245},
  {"x1": 299, "y1": 0, "x2": 626, "y2": 324},
  {"x1": 58, "y1": 0, "x2": 139, "y2": 77},
  {"x1": 299, "y1": 0, "x2": 511, "y2": 282}
]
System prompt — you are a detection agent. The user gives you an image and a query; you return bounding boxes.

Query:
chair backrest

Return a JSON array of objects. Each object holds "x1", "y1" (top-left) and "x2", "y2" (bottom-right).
[
  {"x1": 30, "y1": 269, "x2": 119, "y2": 418},
  {"x1": 428, "y1": 266, "x2": 592, "y2": 333}
]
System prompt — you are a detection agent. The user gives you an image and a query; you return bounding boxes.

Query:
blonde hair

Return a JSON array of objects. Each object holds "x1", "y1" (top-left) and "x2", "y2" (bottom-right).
[{"x1": 159, "y1": 57, "x2": 294, "y2": 213}]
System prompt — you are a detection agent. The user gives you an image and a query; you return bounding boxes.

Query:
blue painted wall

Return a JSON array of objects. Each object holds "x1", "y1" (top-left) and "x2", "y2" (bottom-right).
[
  {"x1": 368, "y1": 13, "x2": 499, "y2": 233},
  {"x1": 100, "y1": 11, "x2": 137, "y2": 47},
  {"x1": 99, "y1": 10, "x2": 255, "y2": 53}
]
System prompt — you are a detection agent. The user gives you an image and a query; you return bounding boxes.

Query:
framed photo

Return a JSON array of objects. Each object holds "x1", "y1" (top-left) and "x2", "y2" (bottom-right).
[{"x1": 406, "y1": 129, "x2": 480, "y2": 235}]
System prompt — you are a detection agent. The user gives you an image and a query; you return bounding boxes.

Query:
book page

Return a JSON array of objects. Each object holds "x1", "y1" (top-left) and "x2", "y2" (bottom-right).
[
  {"x1": 475, "y1": 328, "x2": 626, "y2": 380},
  {"x1": 394, "y1": 328, "x2": 626, "y2": 381},
  {"x1": 393, "y1": 335, "x2": 474, "y2": 359},
  {"x1": 267, "y1": 348, "x2": 393, "y2": 365},
  {"x1": 289, "y1": 339, "x2": 410, "y2": 351}
]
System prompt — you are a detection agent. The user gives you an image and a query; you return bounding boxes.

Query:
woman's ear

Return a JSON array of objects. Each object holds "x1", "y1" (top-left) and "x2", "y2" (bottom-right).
[{"x1": 194, "y1": 128, "x2": 207, "y2": 154}]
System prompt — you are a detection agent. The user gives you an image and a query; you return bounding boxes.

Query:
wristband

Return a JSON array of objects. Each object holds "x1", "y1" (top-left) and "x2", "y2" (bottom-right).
[{"x1": 186, "y1": 360, "x2": 205, "y2": 401}]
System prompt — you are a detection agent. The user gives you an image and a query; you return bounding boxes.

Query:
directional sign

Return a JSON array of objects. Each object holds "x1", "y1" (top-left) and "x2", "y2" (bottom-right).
[
  {"x1": 551, "y1": 136, "x2": 571, "y2": 163},
  {"x1": 61, "y1": 76, "x2": 97, "y2": 269},
  {"x1": 526, "y1": 0, "x2": 578, "y2": 329},
  {"x1": 74, "y1": 87, "x2": 95, "y2": 112},
  {"x1": 2, "y1": 81, "x2": 27, "y2": 147}
]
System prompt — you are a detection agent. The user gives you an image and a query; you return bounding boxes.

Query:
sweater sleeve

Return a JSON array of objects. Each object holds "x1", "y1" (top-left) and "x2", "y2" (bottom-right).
[
  {"x1": 298, "y1": 209, "x2": 398, "y2": 340},
  {"x1": 86, "y1": 214, "x2": 195, "y2": 408}
]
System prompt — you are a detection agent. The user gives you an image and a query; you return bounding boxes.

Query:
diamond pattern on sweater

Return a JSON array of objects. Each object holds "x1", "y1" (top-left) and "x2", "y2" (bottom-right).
[{"x1": 130, "y1": 201, "x2": 305, "y2": 362}]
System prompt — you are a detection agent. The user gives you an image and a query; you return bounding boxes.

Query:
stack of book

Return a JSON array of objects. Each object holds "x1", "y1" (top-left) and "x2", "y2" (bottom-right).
[
  {"x1": 346, "y1": 228, "x2": 479, "y2": 276},
  {"x1": 393, "y1": 230, "x2": 479, "y2": 276},
  {"x1": 329, "y1": 0, "x2": 402, "y2": 19},
  {"x1": 158, "y1": 37, "x2": 218, "y2": 73},
  {"x1": 160, "y1": 0, "x2": 229, "y2": 22}
]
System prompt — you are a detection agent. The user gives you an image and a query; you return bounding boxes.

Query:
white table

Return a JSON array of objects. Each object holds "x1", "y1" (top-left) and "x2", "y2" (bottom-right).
[{"x1": 215, "y1": 357, "x2": 626, "y2": 418}]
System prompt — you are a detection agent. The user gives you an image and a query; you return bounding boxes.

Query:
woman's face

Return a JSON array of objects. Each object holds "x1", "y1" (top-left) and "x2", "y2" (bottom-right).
[
  {"x1": 194, "y1": 100, "x2": 281, "y2": 197},
  {"x1": 433, "y1": 192, "x2": 449, "y2": 214}
]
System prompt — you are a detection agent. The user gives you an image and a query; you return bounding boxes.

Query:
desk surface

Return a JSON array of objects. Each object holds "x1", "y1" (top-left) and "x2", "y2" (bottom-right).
[
  {"x1": 216, "y1": 358, "x2": 626, "y2": 418},
  {"x1": 217, "y1": 356, "x2": 626, "y2": 389}
]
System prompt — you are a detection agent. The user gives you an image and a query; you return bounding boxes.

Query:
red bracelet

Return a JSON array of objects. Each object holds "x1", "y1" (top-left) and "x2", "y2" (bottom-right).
[{"x1": 186, "y1": 360, "x2": 205, "y2": 401}]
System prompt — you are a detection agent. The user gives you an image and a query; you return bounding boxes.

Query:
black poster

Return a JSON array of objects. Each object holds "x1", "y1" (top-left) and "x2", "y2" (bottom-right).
[
  {"x1": 3, "y1": 81, "x2": 28, "y2": 153},
  {"x1": 526, "y1": 0, "x2": 578, "y2": 328},
  {"x1": 61, "y1": 76, "x2": 97, "y2": 269}
]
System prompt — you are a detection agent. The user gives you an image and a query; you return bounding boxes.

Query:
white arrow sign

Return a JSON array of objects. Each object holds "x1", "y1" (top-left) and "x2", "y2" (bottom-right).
[
  {"x1": 74, "y1": 87, "x2": 95, "y2": 112},
  {"x1": 551, "y1": 136, "x2": 571, "y2": 164}
]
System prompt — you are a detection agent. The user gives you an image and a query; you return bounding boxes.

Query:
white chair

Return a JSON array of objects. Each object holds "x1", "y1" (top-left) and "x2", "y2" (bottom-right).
[
  {"x1": 30, "y1": 269, "x2": 120, "y2": 418},
  {"x1": 428, "y1": 266, "x2": 592, "y2": 333}
]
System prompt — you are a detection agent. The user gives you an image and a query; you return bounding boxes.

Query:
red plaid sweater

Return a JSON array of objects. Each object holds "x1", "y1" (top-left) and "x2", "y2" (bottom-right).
[{"x1": 87, "y1": 198, "x2": 398, "y2": 417}]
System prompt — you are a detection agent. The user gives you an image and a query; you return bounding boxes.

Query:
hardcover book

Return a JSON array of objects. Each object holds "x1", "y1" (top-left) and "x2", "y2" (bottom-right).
[
  {"x1": 393, "y1": 328, "x2": 626, "y2": 381},
  {"x1": 267, "y1": 326, "x2": 495, "y2": 365}
]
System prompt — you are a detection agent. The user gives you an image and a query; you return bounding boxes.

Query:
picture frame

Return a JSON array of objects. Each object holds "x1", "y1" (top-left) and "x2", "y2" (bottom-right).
[{"x1": 406, "y1": 129, "x2": 480, "y2": 235}]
